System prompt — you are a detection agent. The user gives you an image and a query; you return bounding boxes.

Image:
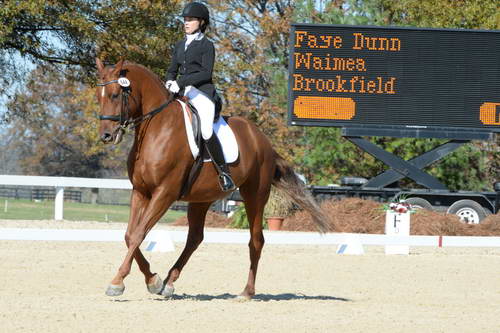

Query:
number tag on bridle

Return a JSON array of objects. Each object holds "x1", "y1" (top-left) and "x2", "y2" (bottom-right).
[{"x1": 118, "y1": 77, "x2": 130, "y2": 87}]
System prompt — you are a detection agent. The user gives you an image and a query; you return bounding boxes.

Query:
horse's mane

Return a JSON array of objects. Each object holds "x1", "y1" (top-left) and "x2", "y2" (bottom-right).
[{"x1": 123, "y1": 61, "x2": 166, "y2": 89}]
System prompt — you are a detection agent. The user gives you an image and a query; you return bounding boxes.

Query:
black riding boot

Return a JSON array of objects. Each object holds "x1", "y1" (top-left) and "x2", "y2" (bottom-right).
[{"x1": 205, "y1": 134, "x2": 236, "y2": 192}]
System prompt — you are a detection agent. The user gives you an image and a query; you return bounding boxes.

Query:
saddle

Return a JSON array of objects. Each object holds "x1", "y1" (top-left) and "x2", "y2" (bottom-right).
[
  {"x1": 178, "y1": 97, "x2": 225, "y2": 199},
  {"x1": 179, "y1": 96, "x2": 221, "y2": 139}
]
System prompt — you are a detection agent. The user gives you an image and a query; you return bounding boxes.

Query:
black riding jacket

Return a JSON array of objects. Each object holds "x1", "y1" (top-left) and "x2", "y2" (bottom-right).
[{"x1": 166, "y1": 35, "x2": 217, "y2": 103}]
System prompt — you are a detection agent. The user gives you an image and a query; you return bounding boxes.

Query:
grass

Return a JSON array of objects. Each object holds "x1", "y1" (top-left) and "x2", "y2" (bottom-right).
[{"x1": 0, "y1": 199, "x2": 186, "y2": 223}]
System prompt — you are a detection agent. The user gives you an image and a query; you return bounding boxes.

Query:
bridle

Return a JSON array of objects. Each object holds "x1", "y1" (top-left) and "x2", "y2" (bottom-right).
[{"x1": 97, "y1": 69, "x2": 175, "y2": 135}]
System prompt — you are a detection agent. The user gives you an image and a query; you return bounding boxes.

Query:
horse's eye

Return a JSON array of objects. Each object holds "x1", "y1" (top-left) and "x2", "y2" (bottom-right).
[{"x1": 111, "y1": 93, "x2": 120, "y2": 99}]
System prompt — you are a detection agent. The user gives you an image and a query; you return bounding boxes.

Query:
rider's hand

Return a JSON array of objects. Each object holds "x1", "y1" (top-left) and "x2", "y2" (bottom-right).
[{"x1": 167, "y1": 80, "x2": 180, "y2": 94}]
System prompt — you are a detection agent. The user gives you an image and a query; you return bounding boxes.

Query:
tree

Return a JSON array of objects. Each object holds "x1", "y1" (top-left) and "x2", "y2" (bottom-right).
[
  {"x1": 1, "y1": 0, "x2": 187, "y2": 178},
  {"x1": 0, "y1": 130, "x2": 20, "y2": 174},
  {"x1": 1, "y1": 0, "x2": 183, "y2": 120},
  {"x1": 6, "y1": 66, "x2": 128, "y2": 177},
  {"x1": 208, "y1": 0, "x2": 302, "y2": 159},
  {"x1": 381, "y1": 0, "x2": 499, "y2": 29}
]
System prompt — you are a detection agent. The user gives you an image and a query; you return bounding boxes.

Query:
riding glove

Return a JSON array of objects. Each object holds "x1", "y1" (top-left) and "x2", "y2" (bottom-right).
[{"x1": 166, "y1": 80, "x2": 180, "y2": 94}]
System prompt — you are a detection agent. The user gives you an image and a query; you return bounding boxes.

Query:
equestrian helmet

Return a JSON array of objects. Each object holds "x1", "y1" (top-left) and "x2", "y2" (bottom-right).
[{"x1": 182, "y1": 2, "x2": 210, "y2": 25}]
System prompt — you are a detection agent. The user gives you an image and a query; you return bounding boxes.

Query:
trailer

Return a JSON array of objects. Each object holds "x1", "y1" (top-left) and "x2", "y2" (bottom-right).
[
  {"x1": 288, "y1": 24, "x2": 500, "y2": 223},
  {"x1": 309, "y1": 177, "x2": 500, "y2": 224}
]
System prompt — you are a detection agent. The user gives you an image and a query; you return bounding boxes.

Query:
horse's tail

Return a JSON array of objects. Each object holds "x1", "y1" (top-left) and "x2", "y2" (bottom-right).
[{"x1": 272, "y1": 153, "x2": 331, "y2": 234}]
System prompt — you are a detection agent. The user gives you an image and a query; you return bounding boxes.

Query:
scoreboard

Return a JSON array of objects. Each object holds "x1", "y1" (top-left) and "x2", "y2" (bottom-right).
[{"x1": 288, "y1": 24, "x2": 500, "y2": 138}]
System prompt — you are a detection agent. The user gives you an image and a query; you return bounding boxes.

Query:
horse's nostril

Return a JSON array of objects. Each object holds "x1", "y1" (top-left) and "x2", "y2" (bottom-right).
[{"x1": 101, "y1": 132, "x2": 113, "y2": 142}]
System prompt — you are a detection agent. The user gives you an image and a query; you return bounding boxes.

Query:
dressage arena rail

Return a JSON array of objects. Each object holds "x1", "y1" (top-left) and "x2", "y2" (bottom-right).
[
  {"x1": 0, "y1": 175, "x2": 132, "y2": 220},
  {"x1": 1, "y1": 228, "x2": 499, "y2": 248},
  {"x1": 1, "y1": 175, "x2": 499, "y2": 248}
]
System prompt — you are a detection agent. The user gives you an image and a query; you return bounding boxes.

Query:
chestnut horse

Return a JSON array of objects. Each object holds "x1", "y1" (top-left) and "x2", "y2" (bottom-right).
[{"x1": 95, "y1": 58, "x2": 328, "y2": 299}]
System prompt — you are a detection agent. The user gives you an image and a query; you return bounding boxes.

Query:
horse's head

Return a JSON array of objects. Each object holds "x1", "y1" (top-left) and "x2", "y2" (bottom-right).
[{"x1": 95, "y1": 58, "x2": 140, "y2": 144}]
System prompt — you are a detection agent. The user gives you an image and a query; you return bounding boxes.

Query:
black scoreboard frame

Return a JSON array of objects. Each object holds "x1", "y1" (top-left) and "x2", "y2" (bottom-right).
[{"x1": 287, "y1": 23, "x2": 500, "y2": 141}]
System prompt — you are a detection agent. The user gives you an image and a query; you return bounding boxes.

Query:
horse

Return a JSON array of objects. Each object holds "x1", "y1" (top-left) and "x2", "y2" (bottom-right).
[{"x1": 95, "y1": 58, "x2": 329, "y2": 299}]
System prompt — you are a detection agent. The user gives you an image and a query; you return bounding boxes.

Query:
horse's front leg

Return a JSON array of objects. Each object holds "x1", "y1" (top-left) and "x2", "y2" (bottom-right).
[
  {"x1": 124, "y1": 189, "x2": 163, "y2": 294},
  {"x1": 105, "y1": 188, "x2": 176, "y2": 296}
]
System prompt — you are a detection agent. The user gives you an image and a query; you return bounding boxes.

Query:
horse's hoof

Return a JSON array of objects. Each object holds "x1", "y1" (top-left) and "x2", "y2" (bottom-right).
[
  {"x1": 105, "y1": 284, "x2": 125, "y2": 296},
  {"x1": 146, "y1": 274, "x2": 163, "y2": 295},
  {"x1": 161, "y1": 284, "x2": 175, "y2": 298}
]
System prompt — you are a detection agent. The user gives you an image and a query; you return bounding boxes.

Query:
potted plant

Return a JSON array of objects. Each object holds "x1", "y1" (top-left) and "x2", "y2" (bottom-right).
[{"x1": 264, "y1": 187, "x2": 294, "y2": 230}]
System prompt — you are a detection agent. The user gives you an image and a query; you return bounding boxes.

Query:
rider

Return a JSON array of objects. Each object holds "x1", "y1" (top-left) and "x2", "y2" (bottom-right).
[{"x1": 165, "y1": 2, "x2": 236, "y2": 192}]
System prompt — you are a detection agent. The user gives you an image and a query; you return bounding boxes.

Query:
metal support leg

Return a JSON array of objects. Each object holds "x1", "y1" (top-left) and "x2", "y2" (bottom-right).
[
  {"x1": 363, "y1": 140, "x2": 470, "y2": 188},
  {"x1": 345, "y1": 136, "x2": 456, "y2": 190}
]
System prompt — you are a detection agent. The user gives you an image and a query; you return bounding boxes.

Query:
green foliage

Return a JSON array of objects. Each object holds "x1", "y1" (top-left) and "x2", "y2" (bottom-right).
[
  {"x1": 0, "y1": 0, "x2": 186, "y2": 175},
  {"x1": 0, "y1": 0, "x2": 182, "y2": 70},
  {"x1": 0, "y1": 0, "x2": 183, "y2": 119},
  {"x1": 229, "y1": 204, "x2": 249, "y2": 229},
  {"x1": 382, "y1": 0, "x2": 499, "y2": 30},
  {"x1": 295, "y1": 124, "x2": 490, "y2": 191}
]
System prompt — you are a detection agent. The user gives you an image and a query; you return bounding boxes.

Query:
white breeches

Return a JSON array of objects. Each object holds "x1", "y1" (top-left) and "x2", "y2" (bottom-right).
[{"x1": 184, "y1": 86, "x2": 215, "y2": 140}]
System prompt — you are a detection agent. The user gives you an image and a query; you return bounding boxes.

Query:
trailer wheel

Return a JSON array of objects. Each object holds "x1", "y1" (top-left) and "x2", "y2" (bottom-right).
[
  {"x1": 446, "y1": 199, "x2": 488, "y2": 224},
  {"x1": 405, "y1": 197, "x2": 433, "y2": 211}
]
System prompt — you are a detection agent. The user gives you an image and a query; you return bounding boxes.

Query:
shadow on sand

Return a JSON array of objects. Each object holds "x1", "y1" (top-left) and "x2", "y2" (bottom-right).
[{"x1": 151, "y1": 293, "x2": 350, "y2": 302}]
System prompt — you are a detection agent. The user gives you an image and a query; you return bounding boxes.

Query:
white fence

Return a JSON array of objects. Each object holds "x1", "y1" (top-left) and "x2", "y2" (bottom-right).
[
  {"x1": 1, "y1": 175, "x2": 499, "y2": 249},
  {"x1": 0, "y1": 175, "x2": 132, "y2": 220},
  {"x1": 1, "y1": 228, "x2": 500, "y2": 248}
]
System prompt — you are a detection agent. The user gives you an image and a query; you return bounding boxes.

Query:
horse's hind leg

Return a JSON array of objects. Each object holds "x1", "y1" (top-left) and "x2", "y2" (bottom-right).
[
  {"x1": 162, "y1": 202, "x2": 210, "y2": 297},
  {"x1": 238, "y1": 178, "x2": 271, "y2": 299}
]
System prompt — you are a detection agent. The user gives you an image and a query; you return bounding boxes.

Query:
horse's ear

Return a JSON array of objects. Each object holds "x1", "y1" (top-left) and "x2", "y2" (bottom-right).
[
  {"x1": 96, "y1": 58, "x2": 105, "y2": 73},
  {"x1": 112, "y1": 59, "x2": 125, "y2": 75}
]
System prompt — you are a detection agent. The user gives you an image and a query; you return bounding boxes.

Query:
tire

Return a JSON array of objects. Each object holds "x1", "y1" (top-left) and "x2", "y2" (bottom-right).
[
  {"x1": 405, "y1": 197, "x2": 433, "y2": 211},
  {"x1": 446, "y1": 199, "x2": 488, "y2": 224}
]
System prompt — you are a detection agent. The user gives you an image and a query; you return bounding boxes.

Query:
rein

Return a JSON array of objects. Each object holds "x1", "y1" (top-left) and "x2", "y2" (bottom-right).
[
  {"x1": 127, "y1": 97, "x2": 174, "y2": 130},
  {"x1": 97, "y1": 70, "x2": 175, "y2": 132}
]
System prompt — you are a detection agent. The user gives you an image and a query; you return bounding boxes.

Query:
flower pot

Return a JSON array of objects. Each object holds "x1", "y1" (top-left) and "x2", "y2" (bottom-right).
[{"x1": 266, "y1": 217, "x2": 284, "y2": 231}]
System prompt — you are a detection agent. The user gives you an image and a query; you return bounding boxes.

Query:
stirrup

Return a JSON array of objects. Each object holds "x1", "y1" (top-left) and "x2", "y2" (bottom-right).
[{"x1": 218, "y1": 172, "x2": 236, "y2": 192}]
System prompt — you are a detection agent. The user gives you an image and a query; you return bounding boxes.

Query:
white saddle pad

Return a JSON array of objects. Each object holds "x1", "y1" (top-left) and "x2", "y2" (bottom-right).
[{"x1": 178, "y1": 100, "x2": 239, "y2": 163}]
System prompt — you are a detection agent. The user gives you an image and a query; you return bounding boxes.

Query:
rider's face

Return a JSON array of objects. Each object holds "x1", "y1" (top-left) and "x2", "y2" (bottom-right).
[{"x1": 184, "y1": 17, "x2": 201, "y2": 34}]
